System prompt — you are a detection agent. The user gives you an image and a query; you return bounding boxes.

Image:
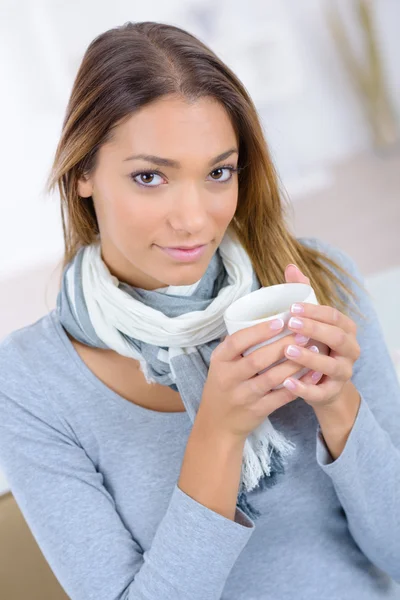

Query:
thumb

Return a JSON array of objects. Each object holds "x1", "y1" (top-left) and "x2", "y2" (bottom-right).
[{"x1": 285, "y1": 263, "x2": 310, "y2": 284}]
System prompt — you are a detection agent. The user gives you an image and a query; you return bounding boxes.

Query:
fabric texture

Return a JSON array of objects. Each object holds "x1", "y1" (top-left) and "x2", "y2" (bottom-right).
[
  {"x1": 57, "y1": 226, "x2": 296, "y2": 518},
  {"x1": 0, "y1": 237, "x2": 400, "y2": 600}
]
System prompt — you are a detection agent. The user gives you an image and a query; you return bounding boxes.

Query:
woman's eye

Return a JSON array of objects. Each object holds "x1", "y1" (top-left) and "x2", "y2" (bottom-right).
[
  {"x1": 131, "y1": 172, "x2": 165, "y2": 187},
  {"x1": 208, "y1": 167, "x2": 235, "y2": 183}
]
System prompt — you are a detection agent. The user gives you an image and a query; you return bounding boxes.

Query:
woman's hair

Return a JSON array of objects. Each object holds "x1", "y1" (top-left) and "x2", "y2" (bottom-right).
[{"x1": 46, "y1": 21, "x2": 366, "y2": 321}]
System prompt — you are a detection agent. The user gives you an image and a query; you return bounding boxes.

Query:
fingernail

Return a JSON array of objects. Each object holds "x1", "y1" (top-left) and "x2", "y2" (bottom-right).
[
  {"x1": 283, "y1": 378, "x2": 297, "y2": 391},
  {"x1": 291, "y1": 303, "x2": 304, "y2": 314},
  {"x1": 288, "y1": 317, "x2": 303, "y2": 329},
  {"x1": 270, "y1": 317, "x2": 285, "y2": 330},
  {"x1": 311, "y1": 371, "x2": 323, "y2": 383},
  {"x1": 294, "y1": 334, "x2": 309, "y2": 344},
  {"x1": 286, "y1": 344, "x2": 301, "y2": 357},
  {"x1": 309, "y1": 345, "x2": 319, "y2": 353}
]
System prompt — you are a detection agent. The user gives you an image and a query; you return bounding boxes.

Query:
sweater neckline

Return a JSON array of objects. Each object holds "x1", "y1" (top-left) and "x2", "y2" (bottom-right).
[{"x1": 49, "y1": 309, "x2": 190, "y2": 422}]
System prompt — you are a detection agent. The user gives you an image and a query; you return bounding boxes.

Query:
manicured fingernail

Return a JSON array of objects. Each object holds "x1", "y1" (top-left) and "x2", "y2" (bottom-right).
[
  {"x1": 311, "y1": 371, "x2": 323, "y2": 383},
  {"x1": 286, "y1": 345, "x2": 301, "y2": 357},
  {"x1": 288, "y1": 317, "x2": 303, "y2": 329},
  {"x1": 309, "y1": 345, "x2": 319, "y2": 353},
  {"x1": 291, "y1": 303, "x2": 304, "y2": 314},
  {"x1": 283, "y1": 378, "x2": 297, "y2": 391},
  {"x1": 294, "y1": 334, "x2": 309, "y2": 344},
  {"x1": 270, "y1": 317, "x2": 285, "y2": 330}
]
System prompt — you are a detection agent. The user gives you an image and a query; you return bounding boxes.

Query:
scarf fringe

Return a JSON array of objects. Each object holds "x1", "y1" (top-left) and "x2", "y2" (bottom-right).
[
  {"x1": 237, "y1": 445, "x2": 291, "y2": 521},
  {"x1": 237, "y1": 490, "x2": 262, "y2": 520},
  {"x1": 241, "y1": 423, "x2": 296, "y2": 492}
]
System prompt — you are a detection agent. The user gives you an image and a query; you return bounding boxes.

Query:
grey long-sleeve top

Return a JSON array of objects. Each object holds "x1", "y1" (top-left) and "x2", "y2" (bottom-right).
[{"x1": 0, "y1": 237, "x2": 399, "y2": 600}]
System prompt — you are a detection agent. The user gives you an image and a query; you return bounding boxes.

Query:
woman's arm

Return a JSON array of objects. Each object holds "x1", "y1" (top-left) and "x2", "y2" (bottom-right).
[
  {"x1": 0, "y1": 338, "x2": 254, "y2": 600},
  {"x1": 302, "y1": 238, "x2": 400, "y2": 582}
]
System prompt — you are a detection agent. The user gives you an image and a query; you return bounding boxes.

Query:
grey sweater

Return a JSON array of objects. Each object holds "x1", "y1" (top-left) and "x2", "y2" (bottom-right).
[{"x1": 0, "y1": 237, "x2": 399, "y2": 600}]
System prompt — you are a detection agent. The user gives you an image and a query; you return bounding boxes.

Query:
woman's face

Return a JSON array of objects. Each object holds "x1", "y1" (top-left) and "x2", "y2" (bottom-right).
[{"x1": 78, "y1": 95, "x2": 239, "y2": 290}]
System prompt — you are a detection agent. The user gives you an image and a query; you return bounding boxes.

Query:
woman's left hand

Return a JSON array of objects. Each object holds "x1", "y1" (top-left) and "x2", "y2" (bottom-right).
[{"x1": 282, "y1": 263, "x2": 361, "y2": 408}]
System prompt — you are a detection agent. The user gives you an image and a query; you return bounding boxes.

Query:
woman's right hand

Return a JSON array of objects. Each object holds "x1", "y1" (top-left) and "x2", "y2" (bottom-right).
[{"x1": 197, "y1": 318, "x2": 318, "y2": 440}]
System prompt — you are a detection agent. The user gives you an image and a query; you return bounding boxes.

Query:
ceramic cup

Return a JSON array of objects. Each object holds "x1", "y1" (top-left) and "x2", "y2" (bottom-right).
[{"x1": 223, "y1": 283, "x2": 319, "y2": 390}]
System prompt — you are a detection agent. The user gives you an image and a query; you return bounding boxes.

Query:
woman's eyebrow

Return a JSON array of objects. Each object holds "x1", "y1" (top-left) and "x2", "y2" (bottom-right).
[{"x1": 123, "y1": 148, "x2": 238, "y2": 168}]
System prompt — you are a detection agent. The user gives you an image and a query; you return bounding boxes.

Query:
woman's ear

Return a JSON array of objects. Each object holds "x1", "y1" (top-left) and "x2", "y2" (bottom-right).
[{"x1": 77, "y1": 174, "x2": 93, "y2": 198}]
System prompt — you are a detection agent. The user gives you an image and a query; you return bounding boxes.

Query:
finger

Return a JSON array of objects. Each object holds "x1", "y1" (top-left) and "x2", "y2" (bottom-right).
[
  {"x1": 284, "y1": 344, "x2": 353, "y2": 381},
  {"x1": 283, "y1": 372, "x2": 342, "y2": 403},
  {"x1": 284, "y1": 264, "x2": 310, "y2": 285},
  {"x1": 298, "y1": 368, "x2": 325, "y2": 386},
  {"x1": 287, "y1": 317, "x2": 359, "y2": 360},
  {"x1": 242, "y1": 348, "x2": 315, "y2": 398},
  {"x1": 236, "y1": 332, "x2": 311, "y2": 381},
  {"x1": 290, "y1": 303, "x2": 357, "y2": 336},
  {"x1": 218, "y1": 318, "x2": 285, "y2": 362},
  {"x1": 250, "y1": 382, "x2": 299, "y2": 416}
]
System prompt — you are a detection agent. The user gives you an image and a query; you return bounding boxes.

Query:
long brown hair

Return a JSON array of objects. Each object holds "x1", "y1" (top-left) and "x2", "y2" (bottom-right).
[{"x1": 46, "y1": 21, "x2": 367, "y2": 323}]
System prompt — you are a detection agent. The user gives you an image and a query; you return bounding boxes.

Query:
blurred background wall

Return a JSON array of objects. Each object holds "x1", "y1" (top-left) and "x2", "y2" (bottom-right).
[{"x1": 0, "y1": 0, "x2": 399, "y2": 493}]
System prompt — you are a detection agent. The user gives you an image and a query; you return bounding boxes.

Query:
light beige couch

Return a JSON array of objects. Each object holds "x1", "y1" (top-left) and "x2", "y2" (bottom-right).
[{"x1": 0, "y1": 492, "x2": 69, "y2": 599}]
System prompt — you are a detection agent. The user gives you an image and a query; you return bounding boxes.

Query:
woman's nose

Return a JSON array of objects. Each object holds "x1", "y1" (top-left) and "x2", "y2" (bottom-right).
[{"x1": 167, "y1": 189, "x2": 208, "y2": 233}]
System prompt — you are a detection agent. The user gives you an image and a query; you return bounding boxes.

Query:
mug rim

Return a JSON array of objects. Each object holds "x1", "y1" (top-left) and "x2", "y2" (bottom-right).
[{"x1": 224, "y1": 282, "x2": 313, "y2": 325}]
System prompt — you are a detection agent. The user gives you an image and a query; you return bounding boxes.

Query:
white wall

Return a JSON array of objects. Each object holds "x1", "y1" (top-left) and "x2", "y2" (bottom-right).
[{"x1": 1, "y1": 0, "x2": 399, "y2": 277}]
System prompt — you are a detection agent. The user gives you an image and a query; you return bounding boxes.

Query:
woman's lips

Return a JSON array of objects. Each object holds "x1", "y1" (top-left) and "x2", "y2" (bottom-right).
[{"x1": 157, "y1": 244, "x2": 208, "y2": 262}]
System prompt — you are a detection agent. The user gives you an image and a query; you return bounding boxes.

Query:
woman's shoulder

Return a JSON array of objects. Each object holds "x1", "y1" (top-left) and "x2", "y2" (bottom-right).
[
  {"x1": 0, "y1": 310, "x2": 59, "y2": 372},
  {"x1": 297, "y1": 236, "x2": 365, "y2": 288},
  {"x1": 0, "y1": 310, "x2": 67, "y2": 420},
  {"x1": 298, "y1": 236, "x2": 360, "y2": 268}
]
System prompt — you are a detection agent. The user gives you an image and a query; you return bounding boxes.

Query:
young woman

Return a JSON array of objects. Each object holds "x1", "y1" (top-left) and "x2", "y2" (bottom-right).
[{"x1": 0, "y1": 21, "x2": 399, "y2": 600}]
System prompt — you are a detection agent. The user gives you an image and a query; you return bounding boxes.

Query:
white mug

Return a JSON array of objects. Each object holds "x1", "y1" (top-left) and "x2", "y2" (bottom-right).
[{"x1": 223, "y1": 283, "x2": 319, "y2": 390}]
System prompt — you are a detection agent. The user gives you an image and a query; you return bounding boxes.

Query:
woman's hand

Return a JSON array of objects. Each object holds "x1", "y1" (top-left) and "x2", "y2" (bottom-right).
[{"x1": 282, "y1": 264, "x2": 361, "y2": 408}]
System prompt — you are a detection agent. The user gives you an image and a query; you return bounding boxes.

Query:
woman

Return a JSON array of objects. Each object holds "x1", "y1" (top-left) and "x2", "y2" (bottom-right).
[{"x1": 0, "y1": 21, "x2": 399, "y2": 600}]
